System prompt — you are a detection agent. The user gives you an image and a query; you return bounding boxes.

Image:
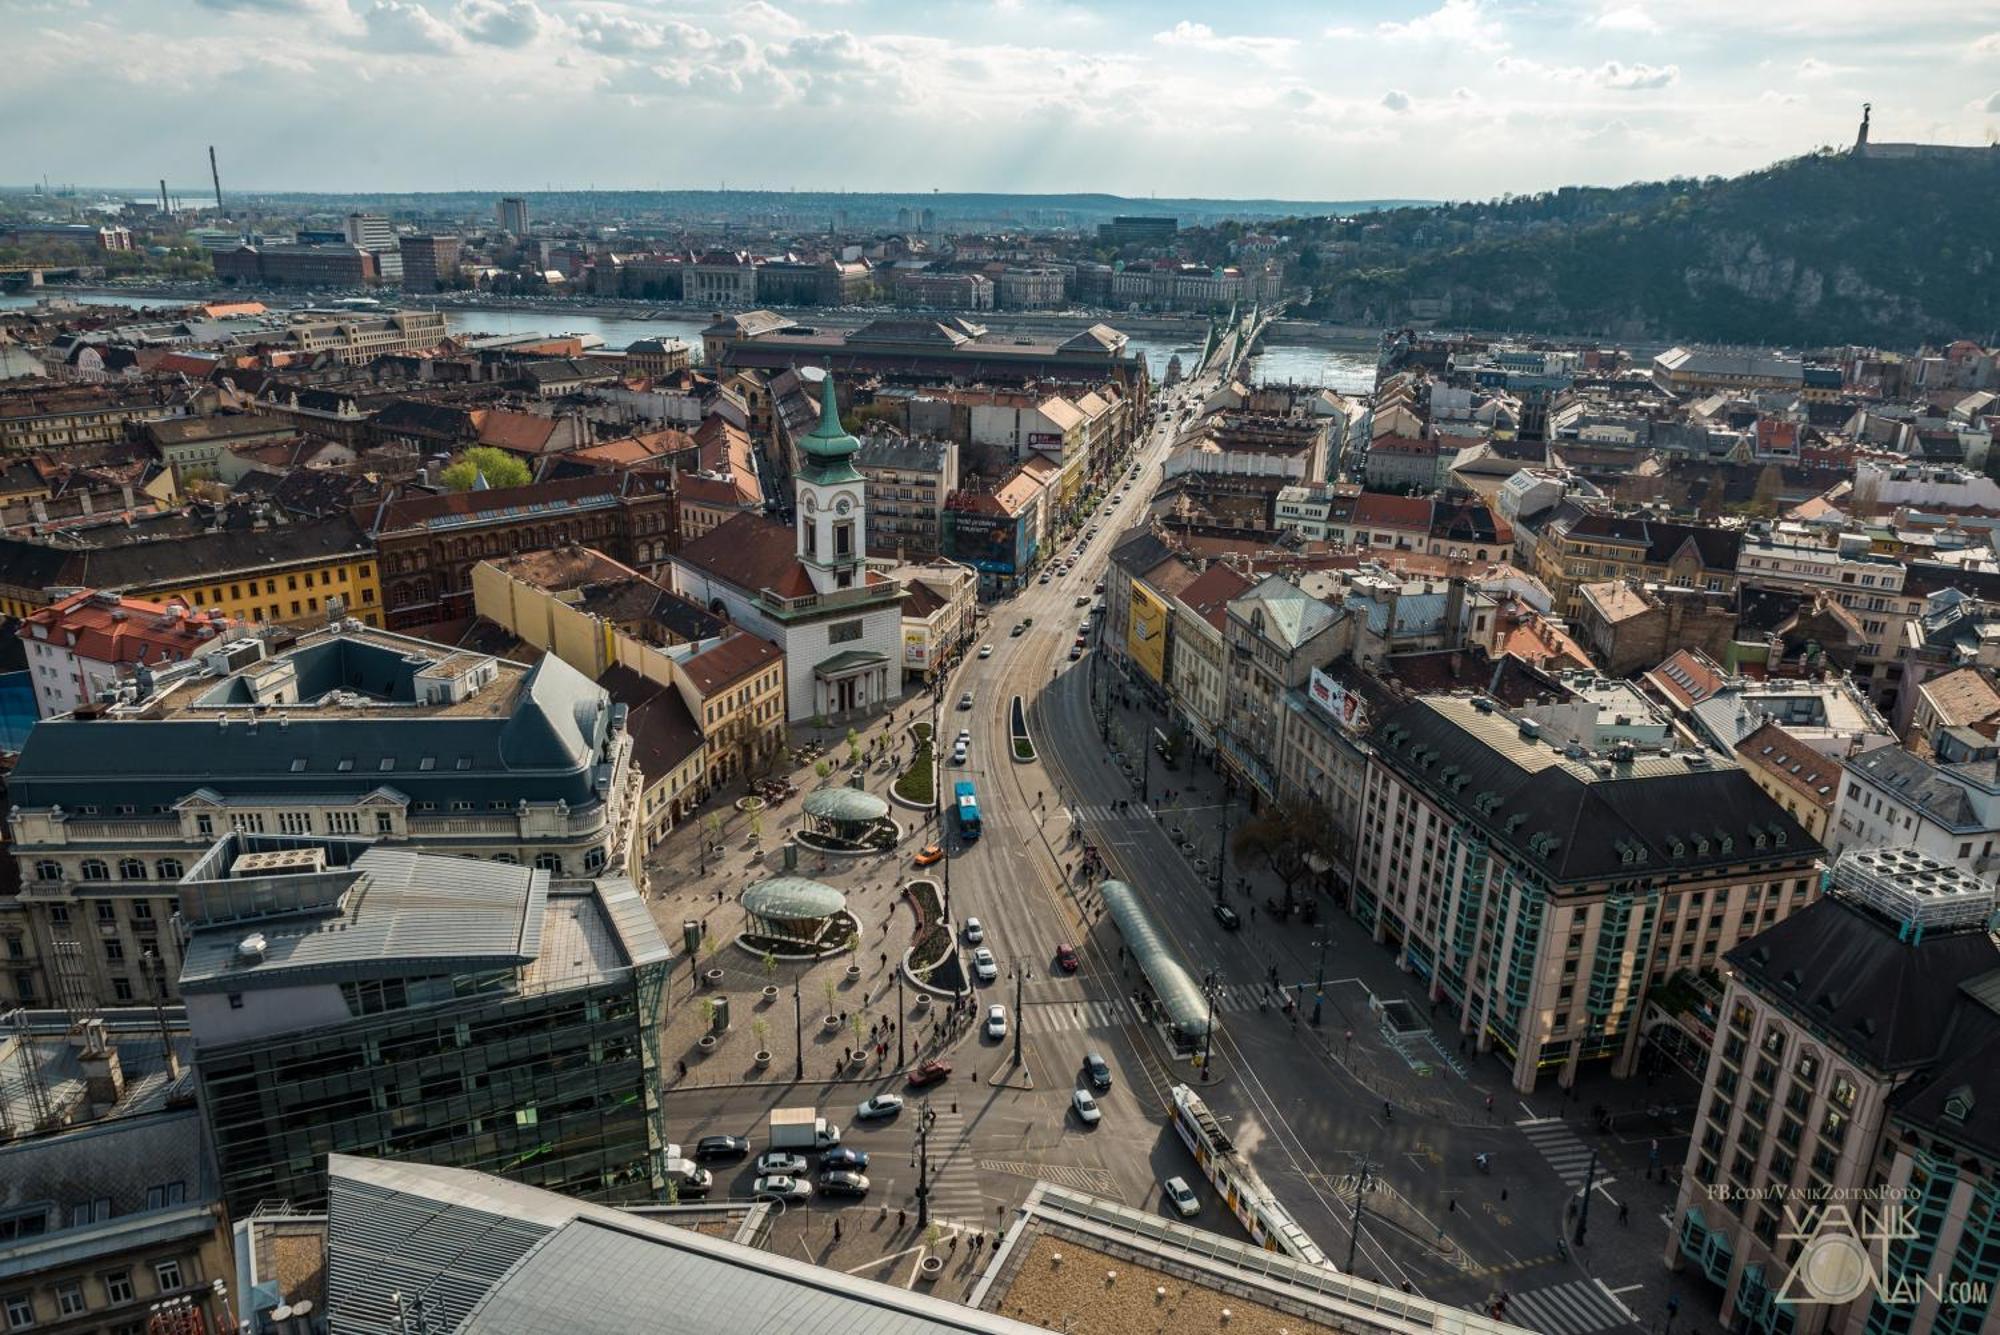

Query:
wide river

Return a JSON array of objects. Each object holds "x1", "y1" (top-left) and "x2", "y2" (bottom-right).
[{"x1": 0, "y1": 292, "x2": 1375, "y2": 392}]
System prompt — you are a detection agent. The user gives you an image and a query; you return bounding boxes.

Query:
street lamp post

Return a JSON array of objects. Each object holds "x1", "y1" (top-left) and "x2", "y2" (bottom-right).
[
  {"x1": 895, "y1": 965, "x2": 906, "y2": 1068},
  {"x1": 1213, "y1": 787, "x2": 1232, "y2": 903},
  {"x1": 915, "y1": 1100, "x2": 938, "y2": 1227},
  {"x1": 1200, "y1": 970, "x2": 1219, "y2": 1082},
  {"x1": 1346, "y1": 1159, "x2": 1377, "y2": 1273},
  {"x1": 1314, "y1": 935, "x2": 1330, "y2": 993},
  {"x1": 1574, "y1": 1147, "x2": 1599, "y2": 1245},
  {"x1": 793, "y1": 971, "x2": 804, "y2": 1082}
]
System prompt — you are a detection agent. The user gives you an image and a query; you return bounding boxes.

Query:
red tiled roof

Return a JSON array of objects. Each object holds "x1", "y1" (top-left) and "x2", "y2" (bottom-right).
[
  {"x1": 674, "y1": 511, "x2": 814, "y2": 598},
  {"x1": 680, "y1": 629, "x2": 783, "y2": 695},
  {"x1": 1174, "y1": 563, "x2": 1254, "y2": 632},
  {"x1": 1352, "y1": 492, "x2": 1433, "y2": 529},
  {"x1": 19, "y1": 590, "x2": 243, "y2": 667},
  {"x1": 1734, "y1": 720, "x2": 1843, "y2": 811},
  {"x1": 476, "y1": 410, "x2": 566, "y2": 455},
  {"x1": 1644, "y1": 648, "x2": 1727, "y2": 710},
  {"x1": 372, "y1": 474, "x2": 625, "y2": 531}
]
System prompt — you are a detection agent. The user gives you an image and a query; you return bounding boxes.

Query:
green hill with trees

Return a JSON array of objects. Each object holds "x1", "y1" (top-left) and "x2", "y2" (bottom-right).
[{"x1": 1295, "y1": 149, "x2": 2000, "y2": 348}]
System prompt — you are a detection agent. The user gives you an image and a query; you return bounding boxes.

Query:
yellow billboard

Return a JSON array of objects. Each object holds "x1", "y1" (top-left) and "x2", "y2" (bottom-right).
[{"x1": 1127, "y1": 582, "x2": 1169, "y2": 684}]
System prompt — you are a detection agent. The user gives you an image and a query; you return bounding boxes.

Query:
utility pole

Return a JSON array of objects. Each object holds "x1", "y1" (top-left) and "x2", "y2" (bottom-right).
[
  {"x1": 895, "y1": 966, "x2": 906, "y2": 1067},
  {"x1": 1346, "y1": 1158, "x2": 1377, "y2": 1274},
  {"x1": 793, "y1": 971, "x2": 804, "y2": 1082},
  {"x1": 1574, "y1": 1147, "x2": 1598, "y2": 1245},
  {"x1": 1213, "y1": 786, "x2": 1232, "y2": 903}
]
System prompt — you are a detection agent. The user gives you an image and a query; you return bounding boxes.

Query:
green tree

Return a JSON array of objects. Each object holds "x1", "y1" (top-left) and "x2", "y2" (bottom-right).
[
  {"x1": 440, "y1": 446, "x2": 530, "y2": 492},
  {"x1": 1231, "y1": 804, "x2": 1336, "y2": 911}
]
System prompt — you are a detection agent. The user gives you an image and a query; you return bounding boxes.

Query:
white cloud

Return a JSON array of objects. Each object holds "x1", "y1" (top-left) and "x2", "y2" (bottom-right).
[
  {"x1": 1152, "y1": 20, "x2": 1294, "y2": 62},
  {"x1": 1592, "y1": 5, "x2": 1659, "y2": 32},
  {"x1": 1376, "y1": 0, "x2": 1505, "y2": 52},
  {"x1": 361, "y1": 0, "x2": 459, "y2": 52},
  {"x1": 1759, "y1": 89, "x2": 1803, "y2": 104},
  {"x1": 1971, "y1": 32, "x2": 2000, "y2": 56},
  {"x1": 735, "y1": 2, "x2": 806, "y2": 40},
  {"x1": 1381, "y1": 89, "x2": 1412, "y2": 112},
  {"x1": 571, "y1": 12, "x2": 667, "y2": 53},
  {"x1": 1794, "y1": 57, "x2": 1854, "y2": 79},
  {"x1": 453, "y1": 0, "x2": 556, "y2": 48},
  {"x1": 1596, "y1": 60, "x2": 1678, "y2": 90}
]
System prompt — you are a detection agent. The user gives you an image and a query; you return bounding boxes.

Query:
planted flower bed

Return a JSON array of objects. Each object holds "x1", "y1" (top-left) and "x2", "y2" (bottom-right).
[
  {"x1": 1009, "y1": 695, "x2": 1036, "y2": 763},
  {"x1": 893, "y1": 724, "x2": 936, "y2": 806}
]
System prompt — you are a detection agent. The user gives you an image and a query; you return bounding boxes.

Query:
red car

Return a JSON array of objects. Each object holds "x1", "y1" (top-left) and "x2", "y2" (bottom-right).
[
  {"x1": 908, "y1": 1059, "x2": 952, "y2": 1088},
  {"x1": 1055, "y1": 944, "x2": 1079, "y2": 973}
]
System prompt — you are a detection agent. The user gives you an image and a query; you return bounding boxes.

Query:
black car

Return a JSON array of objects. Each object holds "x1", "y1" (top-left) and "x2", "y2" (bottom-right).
[
  {"x1": 1083, "y1": 1050, "x2": 1112, "y2": 1091},
  {"x1": 694, "y1": 1135, "x2": 749, "y2": 1160},
  {"x1": 816, "y1": 1169, "x2": 871, "y2": 1198},
  {"x1": 1213, "y1": 903, "x2": 1241, "y2": 930}
]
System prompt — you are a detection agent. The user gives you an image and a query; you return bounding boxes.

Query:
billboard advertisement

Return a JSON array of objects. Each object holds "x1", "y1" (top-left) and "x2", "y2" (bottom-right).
[
  {"x1": 1308, "y1": 666, "x2": 1365, "y2": 732},
  {"x1": 1126, "y1": 583, "x2": 1169, "y2": 684},
  {"x1": 903, "y1": 629, "x2": 930, "y2": 668},
  {"x1": 944, "y1": 508, "x2": 1026, "y2": 576}
]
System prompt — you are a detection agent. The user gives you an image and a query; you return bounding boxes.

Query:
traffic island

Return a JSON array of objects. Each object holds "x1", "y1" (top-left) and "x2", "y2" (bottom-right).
[
  {"x1": 891, "y1": 721, "x2": 937, "y2": 810},
  {"x1": 1009, "y1": 695, "x2": 1036, "y2": 763}
]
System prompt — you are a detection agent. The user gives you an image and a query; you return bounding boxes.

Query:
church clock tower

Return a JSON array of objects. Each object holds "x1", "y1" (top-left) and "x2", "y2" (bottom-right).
[{"x1": 794, "y1": 372, "x2": 867, "y2": 594}]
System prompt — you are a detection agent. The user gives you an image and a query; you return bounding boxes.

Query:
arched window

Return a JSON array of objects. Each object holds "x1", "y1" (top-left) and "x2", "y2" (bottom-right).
[
  {"x1": 155, "y1": 858, "x2": 184, "y2": 881},
  {"x1": 80, "y1": 859, "x2": 109, "y2": 881},
  {"x1": 118, "y1": 857, "x2": 147, "y2": 880},
  {"x1": 33, "y1": 859, "x2": 62, "y2": 883},
  {"x1": 534, "y1": 852, "x2": 563, "y2": 874}
]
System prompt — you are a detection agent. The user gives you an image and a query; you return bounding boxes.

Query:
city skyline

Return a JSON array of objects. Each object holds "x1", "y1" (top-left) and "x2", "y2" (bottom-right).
[{"x1": 2, "y1": 0, "x2": 1996, "y2": 201}]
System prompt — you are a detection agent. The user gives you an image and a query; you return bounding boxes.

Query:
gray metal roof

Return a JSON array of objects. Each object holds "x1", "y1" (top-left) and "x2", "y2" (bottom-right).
[
  {"x1": 178, "y1": 849, "x2": 547, "y2": 993},
  {"x1": 326, "y1": 1155, "x2": 1051, "y2": 1335},
  {"x1": 1099, "y1": 880, "x2": 1213, "y2": 1041},
  {"x1": 801, "y1": 786, "x2": 890, "y2": 823},
  {"x1": 742, "y1": 876, "x2": 846, "y2": 920}
]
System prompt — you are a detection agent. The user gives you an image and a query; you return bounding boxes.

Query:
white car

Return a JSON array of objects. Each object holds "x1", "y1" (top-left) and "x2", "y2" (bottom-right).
[
  {"x1": 972, "y1": 946, "x2": 998, "y2": 983},
  {"x1": 1163, "y1": 1176, "x2": 1200, "y2": 1218},
  {"x1": 1072, "y1": 1088, "x2": 1101, "y2": 1125},
  {"x1": 956, "y1": 729, "x2": 971, "y2": 747},
  {"x1": 754, "y1": 1175, "x2": 812, "y2": 1203},
  {"x1": 963, "y1": 917, "x2": 984, "y2": 943},
  {"x1": 979, "y1": 644, "x2": 993, "y2": 658},
  {"x1": 755, "y1": 1152, "x2": 808, "y2": 1176},
  {"x1": 951, "y1": 740, "x2": 968, "y2": 765},
  {"x1": 856, "y1": 1093, "x2": 905, "y2": 1120},
  {"x1": 985, "y1": 1003, "x2": 1008, "y2": 1039}
]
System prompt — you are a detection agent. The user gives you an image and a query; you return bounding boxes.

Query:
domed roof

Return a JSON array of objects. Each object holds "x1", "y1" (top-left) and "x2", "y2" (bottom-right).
[
  {"x1": 802, "y1": 786, "x2": 890, "y2": 823},
  {"x1": 743, "y1": 876, "x2": 847, "y2": 920}
]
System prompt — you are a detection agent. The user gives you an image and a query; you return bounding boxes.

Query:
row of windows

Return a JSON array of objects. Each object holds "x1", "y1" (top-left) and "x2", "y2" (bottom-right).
[
  {"x1": 3, "y1": 1258, "x2": 187, "y2": 1332},
  {"x1": 34, "y1": 859, "x2": 182, "y2": 883}
]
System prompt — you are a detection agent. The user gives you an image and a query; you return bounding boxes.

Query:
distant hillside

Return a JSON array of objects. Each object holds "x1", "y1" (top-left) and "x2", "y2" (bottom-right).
[{"x1": 1299, "y1": 150, "x2": 2000, "y2": 348}]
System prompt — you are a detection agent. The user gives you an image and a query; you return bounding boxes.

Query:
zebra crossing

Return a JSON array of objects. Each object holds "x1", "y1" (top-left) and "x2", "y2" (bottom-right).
[
  {"x1": 1517, "y1": 1117, "x2": 1602, "y2": 1189},
  {"x1": 1501, "y1": 1278, "x2": 1636, "y2": 1335},
  {"x1": 922, "y1": 1107, "x2": 986, "y2": 1224},
  {"x1": 1018, "y1": 983, "x2": 1270, "y2": 1034}
]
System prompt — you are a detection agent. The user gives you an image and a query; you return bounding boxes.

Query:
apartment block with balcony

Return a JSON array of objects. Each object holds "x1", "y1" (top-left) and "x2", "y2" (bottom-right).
[
  {"x1": 2, "y1": 625, "x2": 642, "y2": 1008},
  {"x1": 1220, "y1": 574, "x2": 1351, "y2": 803},
  {"x1": 853, "y1": 432, "x2": 958, "y2": 562},
  {"x1": 1666, "y1": 848, "x2": 2000, "y2": 1335},
  {"x1": 1358, "y1": 697, "x2": 1823, "y2": 1094}
]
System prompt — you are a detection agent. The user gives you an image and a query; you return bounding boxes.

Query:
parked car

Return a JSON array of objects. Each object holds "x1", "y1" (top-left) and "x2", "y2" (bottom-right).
[
  {"x1": 1072, "y1": 1088, "x2": 1102, "y2": 1125},
  {"x1": 1083, "y1": 1050, "x2": 1112, "y2": 1091},
  {"x1": 755, "y1": 1152, "x2": 808, "y2": 1176},
  {"x1": 914, "y1": 843, "x2": 944, "y2": 867},
  {"x1": 985, "y1": 1003, "x2": 1008, "y2": 1039},
  {"x1": 1055, "y1": 943, "x2": 1079, "y2": 973},
  {"x1": 908, "y1": 1059, "x2": 952, "y2": 1088},
  {"x1": 821, "y1": 1147, "x2": 870, "y2": 1172},
  {"x1": 753, "y1": 1175, "x2": 811, "y2": 1203},
  {"x1": 856, "y1": 1093, "x2": 905, "y2": 1121},
  {"x1": 963, "y1": 917, "x2": 984, "y2": 944},
  {"x1": 979, "y1": 643, "x2": 993, "y2": 658},
  {"x1": 817, "y1": 1170, "x2": 871, "y2": 1198},
  {"x1": 972, "y1": 946, "x2": 998, "y2": 983},
  {"x1": 1163, "y1": 1176, "x2": 1200, "y2": 1218},
  {"x1": 694, "y1": 1135, "x2": 749, "y2": 1160},
  {"x1": 1213, "y1": 903, "x2": 1241, "y2": 930}
]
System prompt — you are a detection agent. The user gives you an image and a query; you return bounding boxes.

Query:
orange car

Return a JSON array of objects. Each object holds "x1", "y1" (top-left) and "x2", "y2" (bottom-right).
[{"x1": 913, "y1": 843, "x2": 944, "y2": 867}]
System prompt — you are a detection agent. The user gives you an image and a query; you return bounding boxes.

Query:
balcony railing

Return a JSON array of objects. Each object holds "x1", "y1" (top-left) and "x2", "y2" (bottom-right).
[
  {"x1": 755, "y1": 581, "x2": 893, "y2": 616},
  {"x1": 59, "y1": 819, "x2": 184, "y2": 842}
]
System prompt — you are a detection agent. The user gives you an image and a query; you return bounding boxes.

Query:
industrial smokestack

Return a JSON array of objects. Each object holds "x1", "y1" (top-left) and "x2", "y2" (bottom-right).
[
  {"x1": 159, "y1": 178, "x2": 168, "y2": 214},
  {"x1": 208, "y1": 145, "x2": 222, "y2": 215}
]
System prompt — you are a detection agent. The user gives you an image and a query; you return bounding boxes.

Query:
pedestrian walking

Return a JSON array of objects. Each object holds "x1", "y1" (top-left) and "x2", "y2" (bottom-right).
[
  {"x1": 1618, "y1": 1202, "x2": 1630, "y2": 1226},
  {"x1": 834, "y1": 1219, "x2": 842, "y2": 1242}
]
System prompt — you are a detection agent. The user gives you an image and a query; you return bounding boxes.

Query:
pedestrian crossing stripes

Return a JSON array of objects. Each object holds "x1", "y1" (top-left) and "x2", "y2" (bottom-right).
[
  {"x1": 922, "y1": 1108, "x2": 986, "y2": 1221},
  {"x1": 1501, "y1": 1278, "x2": 1636, "y2": 1335},
  {"x1": 1018, "y1": 984, "x2": 1272, "y2": 1034},
  {"x1": 1516, "y1": 1118, "x2": 1598, "y2": 1188}
]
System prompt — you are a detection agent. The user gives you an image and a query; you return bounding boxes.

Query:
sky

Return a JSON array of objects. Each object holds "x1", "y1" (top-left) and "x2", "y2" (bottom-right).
[{"x1": 2, "y1": 0, "x2": 1997, "y2": 202}]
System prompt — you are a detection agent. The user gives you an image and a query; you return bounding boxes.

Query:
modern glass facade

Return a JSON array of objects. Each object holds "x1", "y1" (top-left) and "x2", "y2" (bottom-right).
[{"x1": 197, "y1": 966, "x2": 668, "y2": 1216}]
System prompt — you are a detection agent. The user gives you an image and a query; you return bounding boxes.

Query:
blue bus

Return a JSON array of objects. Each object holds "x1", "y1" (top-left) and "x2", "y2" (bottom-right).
[{"x1": 954, "y1": 780, "x2": 982, "y2": 841}]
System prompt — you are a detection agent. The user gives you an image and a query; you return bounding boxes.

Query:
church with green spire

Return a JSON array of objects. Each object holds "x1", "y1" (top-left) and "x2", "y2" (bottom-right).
[{"x1": 668, "y1": 370, "x2": 907, "y2": 723}]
